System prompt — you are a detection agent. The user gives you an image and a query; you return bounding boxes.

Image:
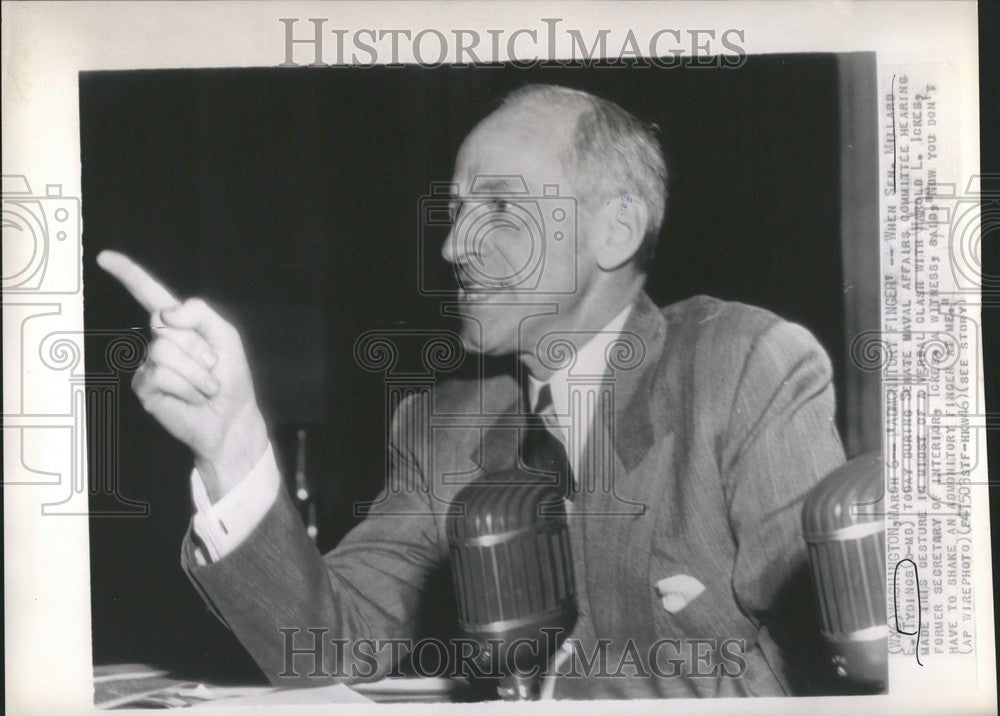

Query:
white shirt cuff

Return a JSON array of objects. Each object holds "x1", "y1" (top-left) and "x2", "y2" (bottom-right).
[{"x1": 189, "y1": 443, "x2": 281, "y2": 563}]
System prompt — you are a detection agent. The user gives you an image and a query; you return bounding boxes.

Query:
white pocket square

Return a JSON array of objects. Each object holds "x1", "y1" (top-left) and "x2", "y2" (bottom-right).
[{"x1": 655, "y1": 574, "x2": 706, "y2": 614}]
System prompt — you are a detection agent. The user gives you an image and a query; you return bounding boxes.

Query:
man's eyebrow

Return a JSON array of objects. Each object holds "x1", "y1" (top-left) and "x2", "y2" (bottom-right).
[
  {"x1": 449, "y1": 180, "x2": 509, "y2": 209},
  {"x1": 468, "y1": 177, "x2": 519, "y2": 194},
  {"x1": 448, "y1": 178, "x2": 524, "y2": 211}
]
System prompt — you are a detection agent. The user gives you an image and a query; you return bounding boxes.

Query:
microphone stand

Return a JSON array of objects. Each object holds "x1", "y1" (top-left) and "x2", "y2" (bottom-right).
[
  {"x1": 498, "y1": 673, "x2": 540, "y2": 701},
  {"x1": 496, "y1": 638, "x2": 574, "y2": 701}
]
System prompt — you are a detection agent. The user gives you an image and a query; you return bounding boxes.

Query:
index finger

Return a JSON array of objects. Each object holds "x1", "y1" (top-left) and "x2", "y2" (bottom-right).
[{"x1": 96, "y1": 250, "x2": 180, "y2": 314}]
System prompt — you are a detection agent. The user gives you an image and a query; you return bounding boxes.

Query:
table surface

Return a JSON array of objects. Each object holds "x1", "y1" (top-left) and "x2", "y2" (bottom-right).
[{"x1": 94, "y1": 663, "x2": 477, "y2": 708}]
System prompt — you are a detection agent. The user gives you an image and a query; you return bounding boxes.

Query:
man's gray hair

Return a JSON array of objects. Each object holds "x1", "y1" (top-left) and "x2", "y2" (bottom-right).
[{"x1": 501, "y1": 84, "x2": 668, "y2": 271}]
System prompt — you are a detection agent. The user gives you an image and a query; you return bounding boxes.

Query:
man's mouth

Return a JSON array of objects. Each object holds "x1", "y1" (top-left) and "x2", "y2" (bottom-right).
[
  {"x1": 456, "y1": 274, "x2": 513, "y2": 302},
  {"x1": 457, "y1": 286, "x2": 501, "y2": 302}
]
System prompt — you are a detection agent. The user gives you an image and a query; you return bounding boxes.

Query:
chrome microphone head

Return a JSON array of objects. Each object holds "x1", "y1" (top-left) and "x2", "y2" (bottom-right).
[
  {"x1": 447, "y1": 471, "x2": 577, "y2": 699},
  {"x1": 802, "y1": 451, "x2": 888, "y2": 690}
]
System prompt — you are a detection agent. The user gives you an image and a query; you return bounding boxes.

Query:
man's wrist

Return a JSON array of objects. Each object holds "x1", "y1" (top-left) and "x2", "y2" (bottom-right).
[{"x1": 195, "y1": 408, "x2": 269, "y2": 503}]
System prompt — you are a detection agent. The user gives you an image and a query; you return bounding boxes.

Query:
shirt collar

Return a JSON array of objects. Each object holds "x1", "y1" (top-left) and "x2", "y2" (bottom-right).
[{"x1": 527, "y1": 303, "x2": 634, "y2": 415}]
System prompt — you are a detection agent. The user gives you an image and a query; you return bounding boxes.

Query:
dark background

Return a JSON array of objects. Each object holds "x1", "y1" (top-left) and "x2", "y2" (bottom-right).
[{"x1": 82, "y1": 56, "x2": 863, "y2": 680}]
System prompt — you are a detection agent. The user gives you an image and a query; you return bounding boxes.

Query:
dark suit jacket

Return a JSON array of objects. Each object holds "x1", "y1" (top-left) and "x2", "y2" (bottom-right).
[{"x1": 182, "y1": 293, "x2": 845, "y2": 699}]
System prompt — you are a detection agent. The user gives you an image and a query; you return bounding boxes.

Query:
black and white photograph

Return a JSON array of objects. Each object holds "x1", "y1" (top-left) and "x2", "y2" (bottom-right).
[
  {"x1": 3, "y1": 2, "x2": 993, "y2": 713},
  {"x1": 82, "y1": 54, "x2": 886, "y2": 704}
]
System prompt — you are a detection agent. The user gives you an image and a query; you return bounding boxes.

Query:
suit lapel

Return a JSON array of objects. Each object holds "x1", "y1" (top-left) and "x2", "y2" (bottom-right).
[
  {"x1": 578, "y1": 293, "x2": 674, "y2": 640},
  {"x1": 577, "y1": 292, "x2": 668, "y2": 506}
]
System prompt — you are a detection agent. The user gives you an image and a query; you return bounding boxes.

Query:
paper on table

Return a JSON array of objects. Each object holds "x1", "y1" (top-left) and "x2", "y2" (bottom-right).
[{"x1": 190, "y1": 682, "x2": 373, "y2": 707}]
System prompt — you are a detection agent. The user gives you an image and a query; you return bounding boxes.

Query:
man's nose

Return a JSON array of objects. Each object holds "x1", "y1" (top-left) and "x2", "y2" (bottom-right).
[
  {"x1": 441, "y1": 227, "x2": 458, "y2": 264},
  {"x1": 441, "y1": 226, "x2": 475, "y2": 265}
]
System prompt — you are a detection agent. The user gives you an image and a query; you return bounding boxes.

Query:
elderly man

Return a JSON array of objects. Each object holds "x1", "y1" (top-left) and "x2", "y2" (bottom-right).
[{"x1": 99, "y1": 84, "x2": 845, "y2": 699}]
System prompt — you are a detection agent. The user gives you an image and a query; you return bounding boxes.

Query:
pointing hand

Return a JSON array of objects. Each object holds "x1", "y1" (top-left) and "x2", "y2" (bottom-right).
[{"x1": 97, "y1": 250, "x2": 268, "y2": 502}]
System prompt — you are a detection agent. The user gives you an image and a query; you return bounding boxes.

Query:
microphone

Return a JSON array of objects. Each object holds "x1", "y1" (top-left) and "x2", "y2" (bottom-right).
[
  {"x1": 447, "y1": 471, "x2": 577, "y2": 700},
  {"x1": 801, "y1": 451, "x2": 888, "y2": 690}
]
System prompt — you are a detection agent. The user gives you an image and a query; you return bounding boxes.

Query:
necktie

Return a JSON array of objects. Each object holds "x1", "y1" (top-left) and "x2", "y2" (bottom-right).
[{"x1": 520, "y1": 384, "x2": 575, "y2": 501}]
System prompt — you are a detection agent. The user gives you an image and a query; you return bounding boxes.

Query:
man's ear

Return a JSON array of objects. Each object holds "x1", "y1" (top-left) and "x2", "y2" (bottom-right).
[{"x1": 593, "y1": 193, "x2": 649, "y2": 271}]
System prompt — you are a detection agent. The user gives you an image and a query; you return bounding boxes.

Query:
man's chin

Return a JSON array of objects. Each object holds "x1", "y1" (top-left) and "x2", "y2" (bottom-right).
[
  {"x1": 457, "y1": 326, "x2": 493, "y2": 356},
  {"x1": 457, "y1": 318, "x2": 509, "y2": 357},
  {"x1": 451, "y1": 293, "x2": 527, "y2": 356}
]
